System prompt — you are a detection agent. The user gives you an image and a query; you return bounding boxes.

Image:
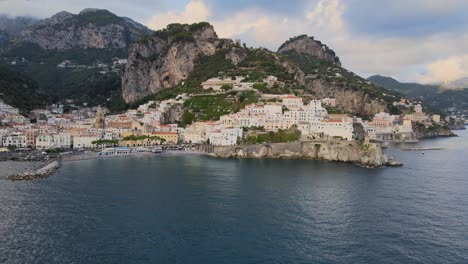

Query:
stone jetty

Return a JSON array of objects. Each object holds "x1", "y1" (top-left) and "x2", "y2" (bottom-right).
[{"x1": 7, "y1": 160, "x2": 62, "y2": 181}]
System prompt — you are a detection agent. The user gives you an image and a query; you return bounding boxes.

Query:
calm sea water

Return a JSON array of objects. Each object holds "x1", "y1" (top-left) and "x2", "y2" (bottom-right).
[{"x1": 1, "y1": 129, "x2": 467, "y2": 264}]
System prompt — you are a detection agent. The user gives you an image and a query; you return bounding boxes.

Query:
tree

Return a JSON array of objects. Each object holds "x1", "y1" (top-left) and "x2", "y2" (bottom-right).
[
  {"x1": 181, "y1": 110, "x2": 195, "y2": 127},
  {"x1": 7, "y1": 145, "x2": 17, "y2": 151},
  {"x1": 221, "y1": 84, "x2": 233, "y2": 91}
]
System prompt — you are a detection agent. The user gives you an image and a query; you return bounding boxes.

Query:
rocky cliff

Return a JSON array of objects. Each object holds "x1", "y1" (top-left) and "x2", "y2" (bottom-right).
[
  {"x1": 122, "y1": 23, "x2": 233, "y2": 103},
  {"x1": 121, "y1": 24, "x2": 396, "y2": 117},
  {"x1": 0, "y1": 15, "x2": 37, "y2": 44},
  {"x1": 207, "y1": 141, "x2": 391, "y2": 168},
  {"x1": 279, "y1": 47, "x2": 391, "y2": 117},
  {"x1": 278, "y1": 35, "x2": 341, "y2": 66},
  {"x1": 14, "y1": 9, "x2": 150, "y2": 50},
  {"x1": 412, "y1": 123, "x2": 456, "y2": 138}
]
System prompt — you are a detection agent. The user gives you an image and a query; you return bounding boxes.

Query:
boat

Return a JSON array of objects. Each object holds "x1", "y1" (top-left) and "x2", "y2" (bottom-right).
[{"x1": 153, "y1": 146, "x2": 163, "y2": 153}]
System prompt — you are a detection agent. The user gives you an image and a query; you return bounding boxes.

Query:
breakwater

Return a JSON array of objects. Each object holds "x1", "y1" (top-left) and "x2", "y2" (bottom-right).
[
  {"x1": 205, "y1": 140, "x2": 396, "y2": 168},
  {"x1": 7, "y1": 160, "x2": 62, "y2": 181}
]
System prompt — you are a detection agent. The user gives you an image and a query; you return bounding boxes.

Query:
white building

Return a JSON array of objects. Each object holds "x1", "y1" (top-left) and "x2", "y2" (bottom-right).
[
  {"x1": 282, "y1": 95, "x2": 304, "y2": 109},
  {"x1": 321, "y1": 98, "x2": 336, "y2": 107},
  {"x1": 2, "y1": 133, "x2": 27, "y2": 148},
  {"x1": 36, "y1": 133, "x2": 72, "y2": 149},
  {"x1": 184, "y1": 122, "x2": 217, "y2": 144},
  {"x1": 308, "y1": 120, "x2": 354, "y2": 141},
  {"x1": 209, "y1": 128, "x2": 243, "y2": 146},
  {"x1": 73, "y1": 135, "x2": 100, "y2": 149},
  {"x1": 0, "y1": 100, "x2": 19, "y2": 114},
  {"x1": 415, "y1": 104, "x2": 423, "y2": 113}
]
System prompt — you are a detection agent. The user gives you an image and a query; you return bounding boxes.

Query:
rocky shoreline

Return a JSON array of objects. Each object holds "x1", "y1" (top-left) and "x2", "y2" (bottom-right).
[
  {"x1": 7, "y1": 160, "x2": 62, "y2": 181},
  {"x1": 206, "y1": 141, "x2": 400, "y2": 168}
]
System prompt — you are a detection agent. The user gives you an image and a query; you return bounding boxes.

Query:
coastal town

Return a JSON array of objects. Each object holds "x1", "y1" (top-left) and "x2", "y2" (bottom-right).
[{"x1": 1, "y1": 75, "x2": 461, "y2": 159}]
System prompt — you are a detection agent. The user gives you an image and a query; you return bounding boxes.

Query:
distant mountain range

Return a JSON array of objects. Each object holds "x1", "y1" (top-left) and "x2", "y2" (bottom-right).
[
  {"x1": 440, "y1": 77, "x2": 468, "y2": 89},
  {"x1": 0, "y1": 9, "x2": 152, "y2": 111},
  {"x1": 368, "y1": 75, "x2": 468, "y2": 111}
]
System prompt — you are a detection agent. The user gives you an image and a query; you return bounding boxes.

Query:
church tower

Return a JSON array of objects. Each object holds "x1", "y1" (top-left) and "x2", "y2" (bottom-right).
[{"x1": 94, "y1": 106, "x2": 105, "y2": 129}]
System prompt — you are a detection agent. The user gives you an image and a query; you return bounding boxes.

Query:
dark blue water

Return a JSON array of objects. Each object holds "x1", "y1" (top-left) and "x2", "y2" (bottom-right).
[{"x1": 1, "y1": 129, "x2": 467, "y2": 263}]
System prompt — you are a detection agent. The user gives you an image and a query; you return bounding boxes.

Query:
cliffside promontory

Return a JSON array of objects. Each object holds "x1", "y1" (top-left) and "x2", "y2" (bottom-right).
[{"x1": 207, "y1": 141, "x2": 392, "y2": 168}]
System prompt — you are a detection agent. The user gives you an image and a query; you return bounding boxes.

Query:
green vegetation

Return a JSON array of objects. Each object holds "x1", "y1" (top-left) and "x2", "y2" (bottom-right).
[
  {"x1": 283, "y1": 50, "x2": 399, "y2": 103},
  {"x1": 153, "y1": 22, "x2": 211, "y2": 42},
  {"x1": 243, "y1": 128, "x2": 301, "y2": 144},
  {"x1": 7, "y1": 145, "x2": 17, "y2": 151},
  {"x1": 253, "y1": 82, "x2": 291, "y2": 94},
  {"x1": 122, "y1": 135, "x2": 166, "y2": 142},
  {"x1": 183, "y1": 91, "x2": 259, "y2": 121},
  {"x1": 189, "y1": 49, "x2": 235, "y2": 81},
  {"x1": 323, "y1": 105, "x2": 343, "y2": 114},
  {"x1": 238, "y1": 49, "x2": 294, "y2": 81},
  {"x1": 1, "y1": 43, "x2": 128, "y2": 110},
  {"x1": 91, "y1": 139, "x2": 118, "y2": 145},
  {"x1": 5, "y1": 43, "x2": 127, "y2": 65},
  {"x1": 221, "y1": 84, "x2": 232, "y2": 91},
  {"x1": 0, "y1": 66, "x2": 47, "y2": 112},
  {"x1": 75, "y1": 10, "x2": 124, "y2": 27},
  {"x1": 369, "y1": 75, "x2": 468, "y2": 111},
  {"x1": 180, "y1": 110, "x2": 195, "y2": 127}
]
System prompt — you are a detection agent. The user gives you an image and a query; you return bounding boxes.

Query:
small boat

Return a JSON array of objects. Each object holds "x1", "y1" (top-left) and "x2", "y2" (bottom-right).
[{"x1": 153, "y1": 146, "x2": 163, "y2": 153}]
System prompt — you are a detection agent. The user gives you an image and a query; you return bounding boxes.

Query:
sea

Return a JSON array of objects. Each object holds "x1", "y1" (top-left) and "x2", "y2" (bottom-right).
[{"x1": 0, "y1": 128, "x2": 467, "y2": 263}]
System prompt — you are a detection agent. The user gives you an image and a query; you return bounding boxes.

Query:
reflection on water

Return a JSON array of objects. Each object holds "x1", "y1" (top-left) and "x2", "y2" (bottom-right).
[{"x1": 0, "y1": 128, "x2": 467, "y2": 263}]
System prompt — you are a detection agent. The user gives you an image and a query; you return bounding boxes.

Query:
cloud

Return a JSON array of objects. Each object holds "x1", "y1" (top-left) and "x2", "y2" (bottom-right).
[
  {"x1": 306, "y1": 0, "x2": 344, "y2": 33},
  {"x1": 143, "y1": 0, "x2": 468, "y2": 83},
  {"x1": 2, "y1": 0, "x2": 468, "y2": 83},
  {"x1": 411, "y1": 55, "x2": 468, "y2": 84},
  {"x1": 146, "y1": 0, "x2": 209, "y2": 30}
]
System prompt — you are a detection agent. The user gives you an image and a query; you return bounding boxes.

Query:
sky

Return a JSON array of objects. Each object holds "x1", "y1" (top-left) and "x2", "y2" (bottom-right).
[{"x1": 1, "y1": 0, "x2": 467, "y2": 84}]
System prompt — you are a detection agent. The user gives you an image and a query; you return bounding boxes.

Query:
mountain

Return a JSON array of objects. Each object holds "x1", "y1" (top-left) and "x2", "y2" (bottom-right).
[
  {"x1": 368, "y1": 75, "x2": 468, "y2": 111},
  {"x1": 368, "y1": 75, "x2": 439, "y2": 98},
  {"x1": 0, "y1": 15, "x2": 38, "y2": 49},
  {"x1": 441, "y1": 77, "x2": 468, "y2": 89},
  {"x1": 13, "y1": 9, "x2": 151, "y2": 50},
  {"x1": 277, "y1": 35, "x2": 341, "y2": 66},
  {"x1": 0, "y1": 66, "x2": 47, "y2": 112},
  {"x1": 122, "y1": 22, "x2": 233, "y2": 103},
  {"x1": 0, "y1": 9, "x2": 151, "y2": 111},
  {"x1": 123, "y1": 25, "x2": 398, "y2": 118}
]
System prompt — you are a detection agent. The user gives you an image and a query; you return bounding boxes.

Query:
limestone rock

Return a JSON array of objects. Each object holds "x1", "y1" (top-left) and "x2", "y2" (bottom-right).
[
  {"x1": 13, "y1": 9, "x2": 151, "y2": 50},
  {"x1": 278, "y1": 35, "x2": 341, "y2": 66},
  {"x1": 122, "y1": 23, "x2": 233, "y2": 104}
]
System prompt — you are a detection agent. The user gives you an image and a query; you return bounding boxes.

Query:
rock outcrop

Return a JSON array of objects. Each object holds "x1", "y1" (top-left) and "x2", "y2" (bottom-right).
[
  {"x1": 276, "y1": 36, "x2": 390, "y2": 117},
  {"x1": 122, "y1": 23, "x2": 233, "y2": 104},
  {"x1": 0, "y1": 15, "x2": 37, "y2": 45},
  {"x1": 14, "y1": 9, "x2": 151, "y2": 50},
  {"x1": 208, "y1": 141, "x2": 391, "y2": 168},
  {"x1": 8, "y1": 160, "x2": 61, "y2": 181},
  {"x1": 412, "y1": 123, "x2": 456, "y2": 138},
  {"x1": 278, "y1": 35, "x2": 341, "y2": 66}
]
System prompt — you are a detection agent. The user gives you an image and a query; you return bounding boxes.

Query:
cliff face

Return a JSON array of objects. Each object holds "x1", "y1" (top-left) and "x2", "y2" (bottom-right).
[
  {"x1": 412, "y1": 123, "x2": 456, "y2": 138},
  {"x1": 14, "y1": 9, "x2": 150, "y2": 50},
  {"x1": 122, "y1": 23, "x2": 232, "y2": 104},
  {"x1": 208, "y1": 141, "x2": 390, "y2": 168},
  {"x1": 0, "y1": 15, "x2": 38, "y2": 45},
  {"x1": 278, "y1": 35, "x2": 341, "y2": 66},
  {"x1": 305, "y1": 78, "x2": 386, "y2": 117}
]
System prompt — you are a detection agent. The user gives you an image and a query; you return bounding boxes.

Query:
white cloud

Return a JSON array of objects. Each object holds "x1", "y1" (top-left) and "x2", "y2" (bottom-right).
[
  {"x1": 146, "y1": 0, "x2": 209, "y2": 30},
  {"x1": 143, "y1": 0, "x2": 468, "y2": 83},
  {"x1": 411, "y1": 55, "x2": 468, "y2": 84},
  {"x1": 306, "y1": 0, "x2": 344, "y2": 33}
]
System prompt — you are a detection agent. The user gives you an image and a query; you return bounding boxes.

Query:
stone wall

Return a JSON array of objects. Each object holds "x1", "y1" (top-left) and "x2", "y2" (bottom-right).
[{"x1": 208, "y1": 140, "x2": 389, "y2": 168}]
